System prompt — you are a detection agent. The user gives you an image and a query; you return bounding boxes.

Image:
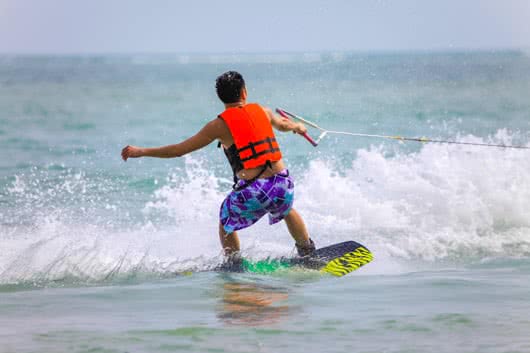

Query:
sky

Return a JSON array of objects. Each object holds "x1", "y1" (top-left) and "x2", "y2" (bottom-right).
[{"x1": 1, "y1": 0, "x2": 529, "y2": 54}]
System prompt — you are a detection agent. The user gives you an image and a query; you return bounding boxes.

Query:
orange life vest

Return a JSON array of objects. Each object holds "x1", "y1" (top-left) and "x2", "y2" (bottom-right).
[{"x1": 218, "y1": 103, "x2": 282, "y2": 174}]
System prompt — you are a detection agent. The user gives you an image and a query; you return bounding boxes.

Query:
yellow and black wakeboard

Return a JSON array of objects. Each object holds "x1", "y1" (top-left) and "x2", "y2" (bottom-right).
[
  {"x1": 293, "y1": 240, "x2": 373, "y2": 277},
  {"x1": 217, "y1": 241, "x2": 373, "y2": 277}
]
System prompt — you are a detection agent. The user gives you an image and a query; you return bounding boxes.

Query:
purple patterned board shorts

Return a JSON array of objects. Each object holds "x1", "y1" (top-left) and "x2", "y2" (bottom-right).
[{"x1": 220, "y1": 169, "x2": 294, "y2": 234}]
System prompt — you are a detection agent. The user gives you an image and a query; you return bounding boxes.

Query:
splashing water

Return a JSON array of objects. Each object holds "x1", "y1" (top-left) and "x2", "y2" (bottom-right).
[{"x1": 2, "y1": 131, "x2": 530, "y2": 285}]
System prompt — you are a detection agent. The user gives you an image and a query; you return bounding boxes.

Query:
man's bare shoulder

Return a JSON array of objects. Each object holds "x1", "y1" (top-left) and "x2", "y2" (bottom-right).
[
  {"x1": 261, "y1": 106, "x2": 274, "y2": 121},
  {"x1": 207, "y1": 116, "x2": 229, "y2": 131},
  {"x1": 202, "y1": 117, "x2": 230, "y2": 140}
]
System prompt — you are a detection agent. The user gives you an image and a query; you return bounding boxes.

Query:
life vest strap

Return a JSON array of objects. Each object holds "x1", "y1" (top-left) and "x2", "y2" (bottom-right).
[
  {"x1": 240, "y1": 148, "x2": 280, "y2": 163},
  {"x1": 236, "y1": 136, "x2": 276, "y2": 153},
  {"x1": 237, "y1": 137, "x2": 279, "y2": 163}
]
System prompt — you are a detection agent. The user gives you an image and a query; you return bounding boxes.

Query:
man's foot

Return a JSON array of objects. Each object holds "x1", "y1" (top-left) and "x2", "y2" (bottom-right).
[
  {"x1": 218, "y1": 252, "x2": 244, "y2": 272},
  {"x1": 296, "y1": 238, "x2": 316, "y2": 257}
]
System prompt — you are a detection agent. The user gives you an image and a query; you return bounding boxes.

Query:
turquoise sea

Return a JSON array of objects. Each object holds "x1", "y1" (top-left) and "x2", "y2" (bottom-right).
[{"x1": 1, "y1": 51, "x2": 530, "y2": 353}]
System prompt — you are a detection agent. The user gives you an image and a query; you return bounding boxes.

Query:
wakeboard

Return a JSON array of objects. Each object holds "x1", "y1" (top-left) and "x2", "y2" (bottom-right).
[{"x1": 216, "y1": 240, "x2": 373, "y2": 277}]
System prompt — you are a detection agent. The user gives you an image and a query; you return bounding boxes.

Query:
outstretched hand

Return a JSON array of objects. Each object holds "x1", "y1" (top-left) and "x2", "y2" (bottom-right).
[{"x1": 121, "y1": 145, "x2": 143, "y2": 161}]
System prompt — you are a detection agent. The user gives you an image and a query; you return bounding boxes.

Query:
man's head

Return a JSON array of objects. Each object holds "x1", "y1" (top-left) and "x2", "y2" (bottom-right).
[{"x1": 216, "y1": 71, "x2": 246, "y2": 104}]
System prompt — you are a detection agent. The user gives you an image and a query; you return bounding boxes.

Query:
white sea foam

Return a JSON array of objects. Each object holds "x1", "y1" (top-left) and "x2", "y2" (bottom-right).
[
  {"x1": 297, "y1": 139, "x2": 530, "y2": 260},
  {"x1": 2, "y1": 134, "x2": 530, "y2": 283}
]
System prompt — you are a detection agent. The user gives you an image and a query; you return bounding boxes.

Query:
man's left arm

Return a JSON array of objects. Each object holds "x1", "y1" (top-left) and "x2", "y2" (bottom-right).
[
  {"x1": 121, "y1": 119, "x2": 220, "y2": 161},
  {"x1": 263, "y1": 107, "x2": 307, "y2": 134}
]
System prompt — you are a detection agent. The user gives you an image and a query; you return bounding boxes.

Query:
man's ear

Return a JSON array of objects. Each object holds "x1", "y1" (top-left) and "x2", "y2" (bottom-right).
[{"x1": 241, "y1": 87, "x2": 248, "y2": 100}]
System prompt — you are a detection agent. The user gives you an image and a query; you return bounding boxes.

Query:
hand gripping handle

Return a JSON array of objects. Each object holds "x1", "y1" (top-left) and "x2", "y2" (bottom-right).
[{"x1": 275, "y1": 108, "x2": 318, "y2": 147}]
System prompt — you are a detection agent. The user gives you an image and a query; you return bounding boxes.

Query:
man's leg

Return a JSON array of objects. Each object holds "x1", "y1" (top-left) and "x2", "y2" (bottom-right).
[
  {"x1": 283, "y1": 208, "x2": 312, "y2": 248},
  {"x1": 219, "y1": 222, "x2": 240, "y2": 256}
]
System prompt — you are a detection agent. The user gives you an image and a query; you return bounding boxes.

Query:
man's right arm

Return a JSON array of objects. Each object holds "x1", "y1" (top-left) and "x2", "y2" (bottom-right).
[{"x1": 121, "y1": 119, "x2": 223, "y2": 161}]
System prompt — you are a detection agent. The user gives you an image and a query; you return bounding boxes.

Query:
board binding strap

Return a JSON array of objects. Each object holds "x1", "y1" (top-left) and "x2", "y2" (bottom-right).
[{"x1": 218, "y1": 240, "x2": 373, "y2": 277}]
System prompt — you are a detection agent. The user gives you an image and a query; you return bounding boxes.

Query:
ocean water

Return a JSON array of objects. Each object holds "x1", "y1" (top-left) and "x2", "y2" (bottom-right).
[{"x1": 1, "y1": 51, "x2": 530, "y2": 353}]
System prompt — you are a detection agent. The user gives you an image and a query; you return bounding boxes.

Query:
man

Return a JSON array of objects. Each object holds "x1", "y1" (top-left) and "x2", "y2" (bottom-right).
[{"x1": 121, "y1": 71, "x2": 315, "y2": 258}]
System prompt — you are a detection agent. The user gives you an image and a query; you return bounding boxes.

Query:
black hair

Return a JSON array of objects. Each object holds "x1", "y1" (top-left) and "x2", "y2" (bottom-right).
[{"x1": 215, "y1": 71, "x2": 245, "y2": 104}]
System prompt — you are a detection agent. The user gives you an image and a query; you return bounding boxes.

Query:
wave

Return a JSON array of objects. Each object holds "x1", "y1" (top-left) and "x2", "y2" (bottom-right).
[{"x1": 2, "y1": 131, "x2": 530, "y2": 284}]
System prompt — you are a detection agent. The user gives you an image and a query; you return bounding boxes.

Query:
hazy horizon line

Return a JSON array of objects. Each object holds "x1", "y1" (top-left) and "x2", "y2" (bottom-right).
[{"x1": 0, "y1": 47, "x2": 528, "y2": 57}]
